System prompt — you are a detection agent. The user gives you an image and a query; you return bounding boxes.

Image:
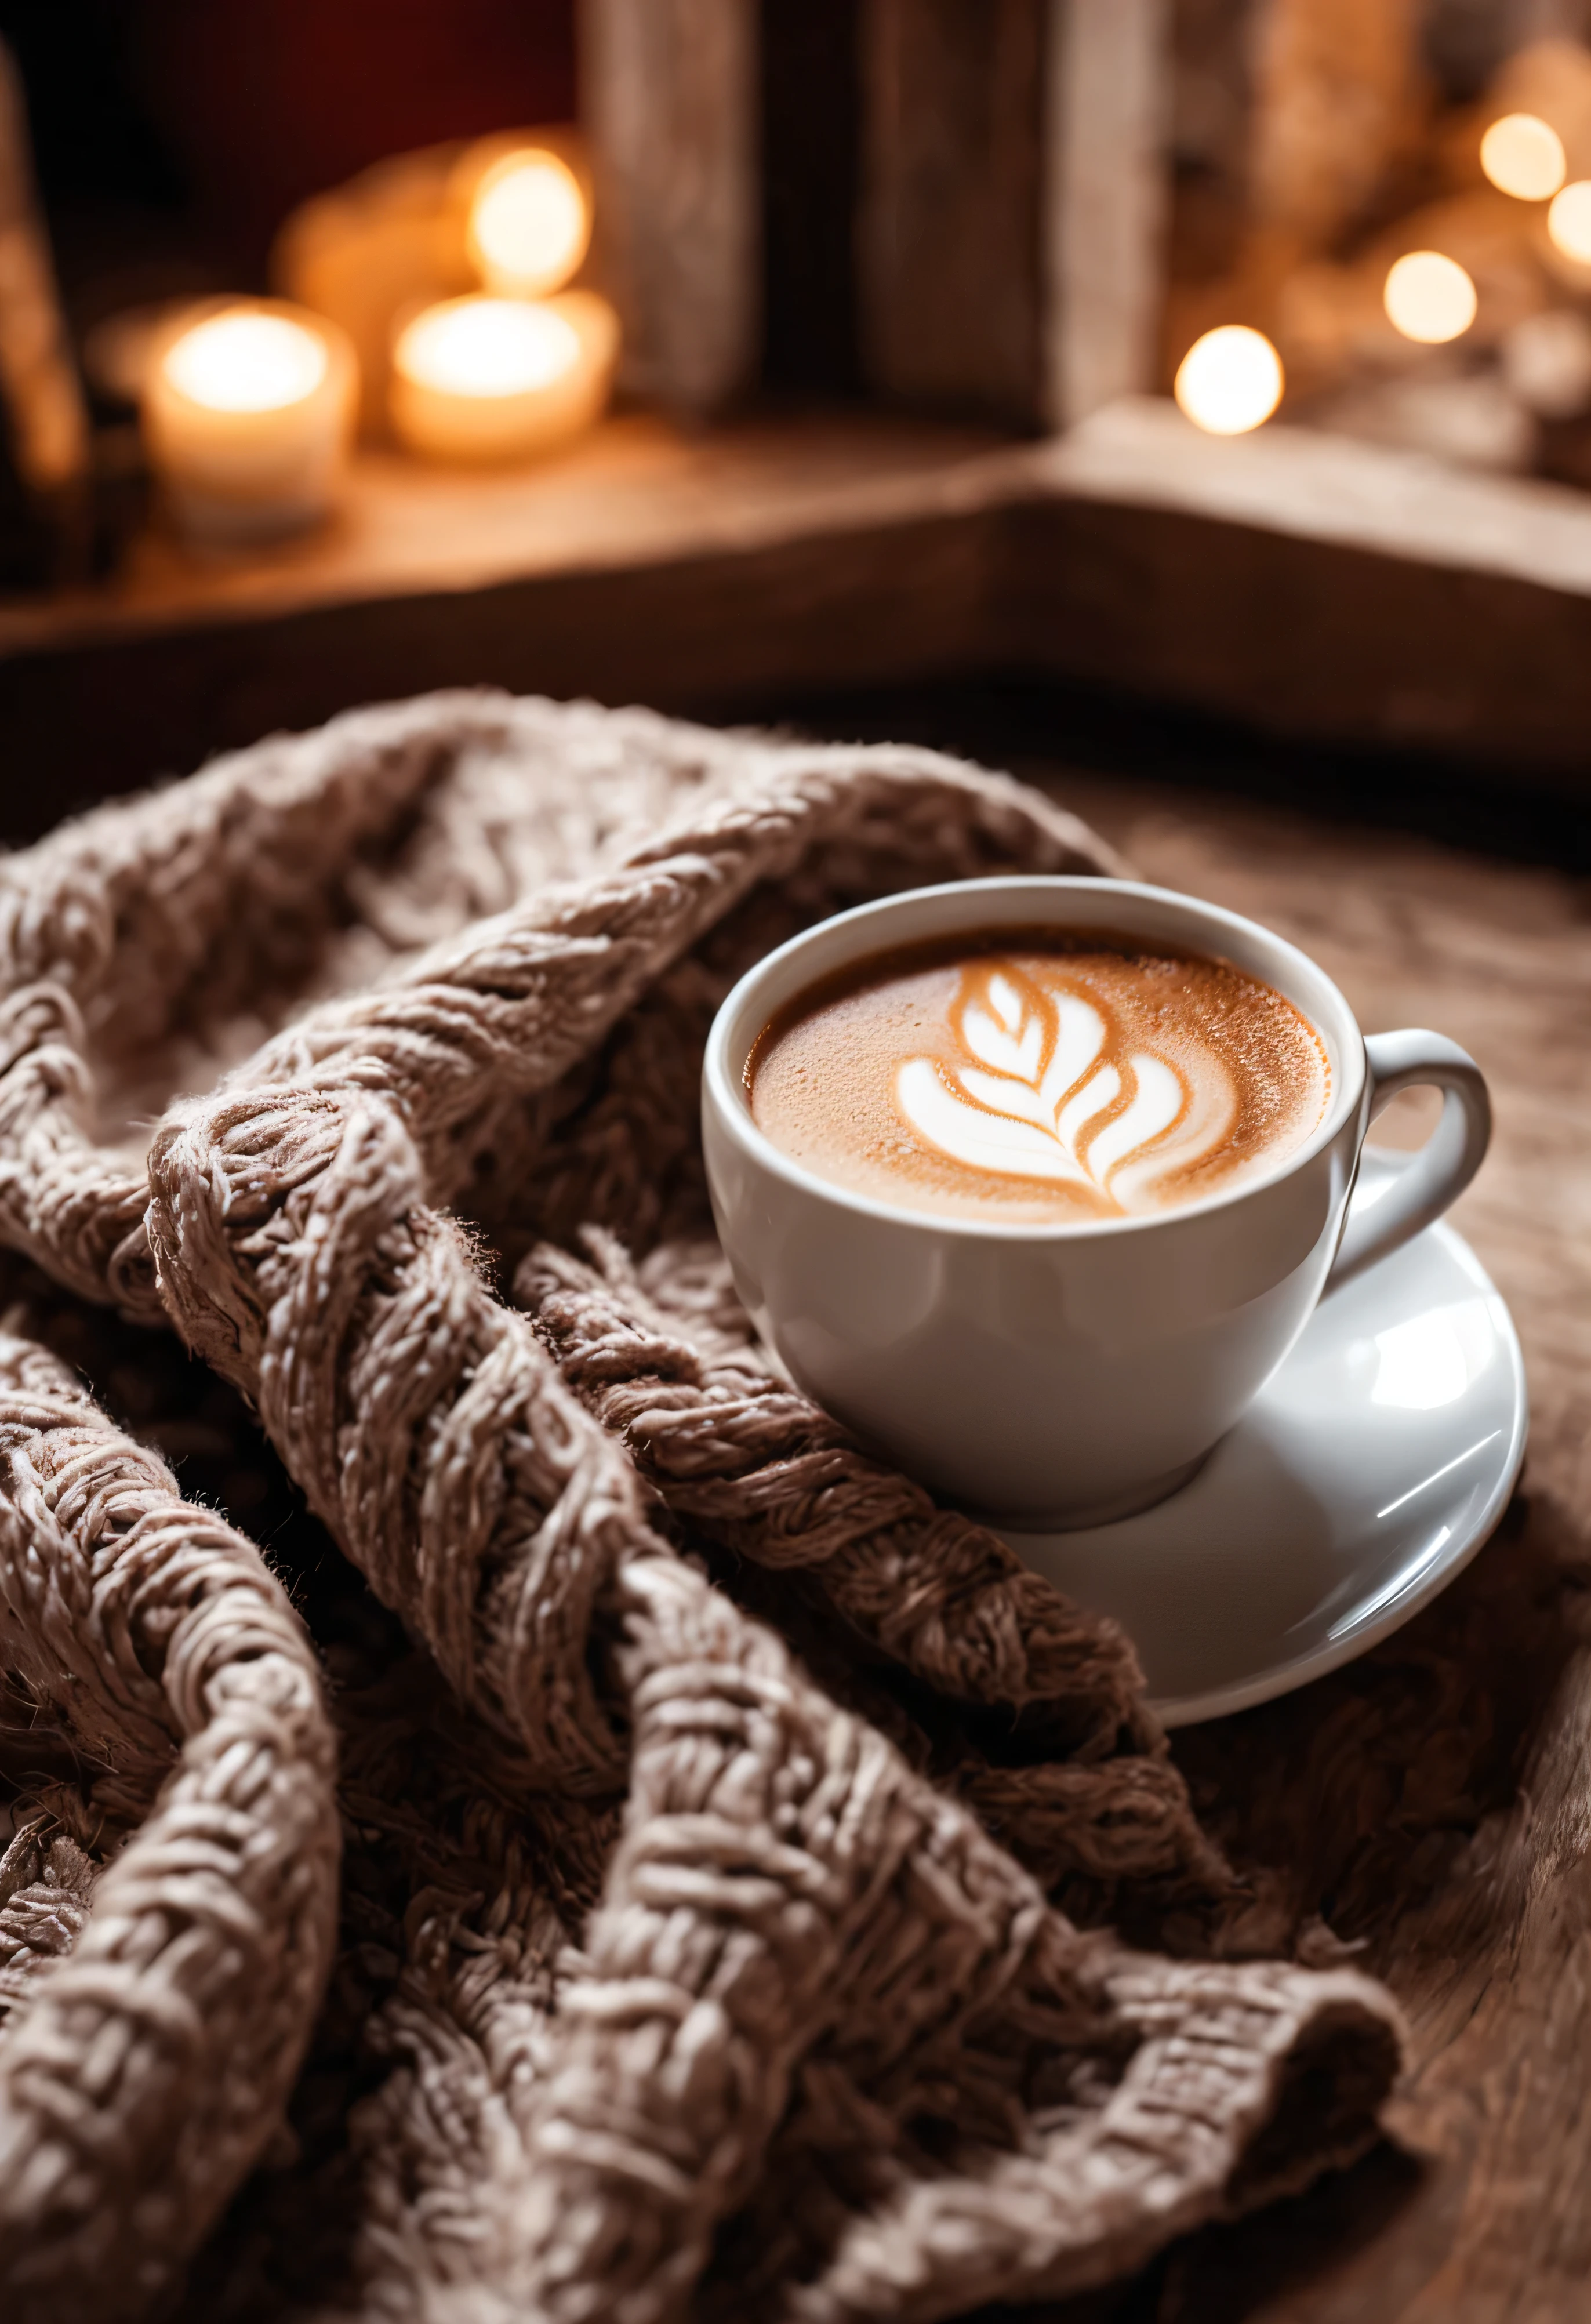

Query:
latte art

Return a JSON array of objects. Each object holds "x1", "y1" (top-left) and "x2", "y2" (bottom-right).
[
  {"x1": 748, "y1": 932, "x2": 1330, "y2": 1225},
  {"x1": 896, "y1": 961, "x2": 1234, "y2": 1205}
]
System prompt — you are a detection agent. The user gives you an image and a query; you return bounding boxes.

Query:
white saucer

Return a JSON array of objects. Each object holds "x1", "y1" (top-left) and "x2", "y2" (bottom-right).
[{"x1": 997, "y1": 1153, "x2": 1528, "y2": 1727}]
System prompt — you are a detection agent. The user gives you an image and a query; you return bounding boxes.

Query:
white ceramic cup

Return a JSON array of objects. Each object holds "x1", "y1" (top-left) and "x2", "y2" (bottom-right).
[{"x1": 701, "y1": 877, "x2": 1491, "y2": 1528}]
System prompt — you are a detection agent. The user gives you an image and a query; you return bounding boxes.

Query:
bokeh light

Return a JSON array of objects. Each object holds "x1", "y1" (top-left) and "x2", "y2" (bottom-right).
[
  {"x1": 1173, "y1": 325, "x2": 1284, "y2": 435},
  {"x1": 1480, "y1": 112, "x2": 1567, "y2": 201},
  {"x1": 1549, "y1": 179, "x2": 1591, "y2": 263},
  {"x1": 468, "y1": 150, "x2": 589, "y2": 296},
  {"x1": 1383, "y1": 252, "x2": 1477, "y2": 345}
]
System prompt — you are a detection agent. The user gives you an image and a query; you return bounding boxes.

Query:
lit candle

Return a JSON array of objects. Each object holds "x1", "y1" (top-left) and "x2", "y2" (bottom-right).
[
  {"x1": 388, "y1": 290, "x2": 618, "y2": 463},
  {"x1": 1174, "y1": 326, "x2": 1284, "y2": 435},
  {"x1": 272, "y1": 132, "x2": 594, "y2": 437},
  {"x1": 468, "y1": 147, "x2": 591, "y2": 296},
  {"x1": 144, "y1": 302, "x2": 357, "y2": 544}
]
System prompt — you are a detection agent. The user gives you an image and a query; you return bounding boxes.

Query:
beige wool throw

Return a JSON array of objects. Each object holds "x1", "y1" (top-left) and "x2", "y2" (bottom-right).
[{"x1": 0, "y1": 692, "x2": 1401, "y2": 2323}]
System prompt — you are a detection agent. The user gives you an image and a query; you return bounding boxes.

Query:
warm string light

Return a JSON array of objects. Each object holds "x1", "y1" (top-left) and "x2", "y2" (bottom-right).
[
  {"x1": 1479, "y1": 111, "x2": 1567, "y2": 200},
  {"x1": 1383, "y1": 251, "x2": 1477, "y2": 344},
  {"x1": 1173, "y1": 326, "x2": 1284, "y2": 435},
  {"x1": 1549, "y1": 179, "x2": 1591, "y2": 262}
]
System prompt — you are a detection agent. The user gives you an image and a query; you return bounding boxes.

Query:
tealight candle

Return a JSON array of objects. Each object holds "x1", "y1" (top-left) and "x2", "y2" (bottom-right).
[
  {"x1": 388, "y1": 290, "x2": 618, "y2": 463},
  {"x1": 144, "y1": 301, "x2": 357, "y2": 544}
]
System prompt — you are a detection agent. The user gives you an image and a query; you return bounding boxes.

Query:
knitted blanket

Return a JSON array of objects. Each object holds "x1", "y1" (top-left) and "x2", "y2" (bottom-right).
[{"x1": 0, "y1": 693, "x2": 1401, "y2": 2324}]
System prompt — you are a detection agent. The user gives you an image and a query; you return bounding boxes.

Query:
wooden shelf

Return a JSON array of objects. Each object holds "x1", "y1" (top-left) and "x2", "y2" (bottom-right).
[
  {"x1": 1032, "y1": 402, "x2": 1591, "y2": 787},
  {"x1": 0, "y1": 412, "x2": 1012, "y2": 652},
  {"x1": 5, "y1": 399, "x2": 1591, "y2": 829}
]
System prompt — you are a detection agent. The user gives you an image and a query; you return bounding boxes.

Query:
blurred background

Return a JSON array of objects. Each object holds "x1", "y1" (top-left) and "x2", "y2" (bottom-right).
[
  {"x1": 1, "y1": 0, "x2": 1589, "y2": 863},
  {"x1": 0, "y1": 1, "x2": 576, "y2": 301}
]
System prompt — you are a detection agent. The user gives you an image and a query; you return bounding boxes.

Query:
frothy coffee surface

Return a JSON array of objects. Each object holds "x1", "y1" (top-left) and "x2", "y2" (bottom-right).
[{"x1": 747, "y1": 931, "x2": 1330, "y2": 1224}]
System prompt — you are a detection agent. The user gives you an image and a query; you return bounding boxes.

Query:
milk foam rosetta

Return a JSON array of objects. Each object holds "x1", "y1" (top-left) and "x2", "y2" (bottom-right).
[{"x1": 747, "y1": 935, "x2": 1331, "y2": 1225}]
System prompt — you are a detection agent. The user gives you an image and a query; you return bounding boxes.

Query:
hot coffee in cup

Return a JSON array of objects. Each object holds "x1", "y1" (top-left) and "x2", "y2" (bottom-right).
[
  {"x1": 747, "y1": 934, "x2": 1330, "y2": 1226},
  {"x1": 703, "y1": 878, "x2": 1490, "y2": 1527}
]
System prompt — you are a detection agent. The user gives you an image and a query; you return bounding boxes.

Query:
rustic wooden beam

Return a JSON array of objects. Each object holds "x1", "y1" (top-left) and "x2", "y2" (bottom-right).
[
  {"x1": 1044, "y1": 0, "x2": 1171, "y2": 426},
  {"x1": 580, "y1": 0, "x2": 760, "y2": 416},
  {"x1": 858, "y1": 0, "x2": 1047, "y2": 426},
  {"x1": 857, "y1": 0, "x2": 1172, "y2": 429},
  {"x1": 1025, "y1": 397, "x2": 1591, "y2": 772},
  {"x1": 7, "y1": 402, "x2": 1591, "y2": 819},
  {"x1": 0, "y1": 417, "x2": 1008, "y2": 834}
]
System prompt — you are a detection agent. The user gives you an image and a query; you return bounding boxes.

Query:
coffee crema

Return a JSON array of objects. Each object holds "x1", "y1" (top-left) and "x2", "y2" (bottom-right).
[{"x1": 746, "y1": 931, "x2": 1331, "y2": 1224}]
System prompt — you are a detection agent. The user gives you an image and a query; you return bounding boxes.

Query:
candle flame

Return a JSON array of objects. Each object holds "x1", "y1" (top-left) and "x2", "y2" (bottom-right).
[
  {"x1": 1174, "y1": 326, "x2": 1284, "y2": 435},
  {"x1": 162, "y1": 310, "x2": 329, "y2": 413},
  {"x1": 1480, "y1": 112, "x2": 1567, "y2": 201},
  {"x1": 468, "y1": 150, "x2": 589, "y2": 296},
  {"x1": 1383, "y1": 251, "x2": 1477, "y2": 344},
  {"x1": 393, "y1": 297, "x2": 582, "y2": 398}
]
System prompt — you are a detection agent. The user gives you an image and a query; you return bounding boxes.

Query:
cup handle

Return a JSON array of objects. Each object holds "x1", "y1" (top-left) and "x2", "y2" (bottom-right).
[{"x1": 1324, "y1": 1029, "x2": 1491, "y2": 1292}]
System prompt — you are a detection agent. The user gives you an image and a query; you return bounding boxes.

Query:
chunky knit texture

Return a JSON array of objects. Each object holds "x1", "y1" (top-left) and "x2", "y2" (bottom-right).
[{"x1": 0, "y1": 693, "x2": 1402, "y2": 2322}]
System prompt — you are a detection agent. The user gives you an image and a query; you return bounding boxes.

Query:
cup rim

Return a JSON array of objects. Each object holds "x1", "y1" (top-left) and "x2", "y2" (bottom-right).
[{"x1": 702, "y1": 874, "x2": 1367, "y2": 1243}]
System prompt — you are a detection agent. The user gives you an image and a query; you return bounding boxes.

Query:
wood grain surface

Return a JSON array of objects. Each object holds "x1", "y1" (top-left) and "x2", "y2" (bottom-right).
[
  {"x1": 860, "y1": 0, "x2": 1046, "y2": 423},
  {"x1": 10, "y1": 402, "x2": 1591, "y2": 811},
  {"x1": 582, "y1": 0, "x2": 759, "y2": 415},
  {"x1": 1045, "y1": 0, "x2": 1167, "y2": 427},
  {"x1": 996, "y1": 760, "x2": 1591, "y2": 2322}
]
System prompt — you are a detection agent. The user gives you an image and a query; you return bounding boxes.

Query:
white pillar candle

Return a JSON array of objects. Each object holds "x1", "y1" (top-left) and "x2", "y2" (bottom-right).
[
  {"x1": 144, "y1": 301, "x2": 358, "y2": 544},
  {"x1": 388, "y1": 290, "x2": 618, "y2": 463}
]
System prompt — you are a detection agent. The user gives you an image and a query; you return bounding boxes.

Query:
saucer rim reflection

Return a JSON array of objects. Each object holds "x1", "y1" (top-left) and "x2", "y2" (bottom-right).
[{"x1": 997, "y1": 1165, "x2": 1527, "y2": 1724}]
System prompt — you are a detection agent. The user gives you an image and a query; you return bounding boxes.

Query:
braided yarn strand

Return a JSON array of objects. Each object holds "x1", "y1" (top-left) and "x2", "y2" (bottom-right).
[
  {"x1": 147, "y1": 1087, "x2": 1400, "y2": 2323},
  {"x1": 0, "y1": 1335, "x2": 339, "y2": 2323},
  {"x1": 518, "y1": 1232, "x2": 1229, "y2": 1900},
  {"x1": 137, "y1": 706, "x2": 1399, "y2": 2319},
  {"x1": 0, "y1": 695, "x2": 1123, "y2": 1317},
  {"x1": 517, "y1": 1550, "x2": 1400, "y2": 2324},
  {"x1": 0, "y1": 694, "x2": 1405, "y2": 2318}
]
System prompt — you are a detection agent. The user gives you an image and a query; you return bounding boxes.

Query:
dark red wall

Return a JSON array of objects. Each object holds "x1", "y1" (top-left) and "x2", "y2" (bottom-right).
[{"x1": 135, "y1": 0, "x2": 576, "y2": 252}]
